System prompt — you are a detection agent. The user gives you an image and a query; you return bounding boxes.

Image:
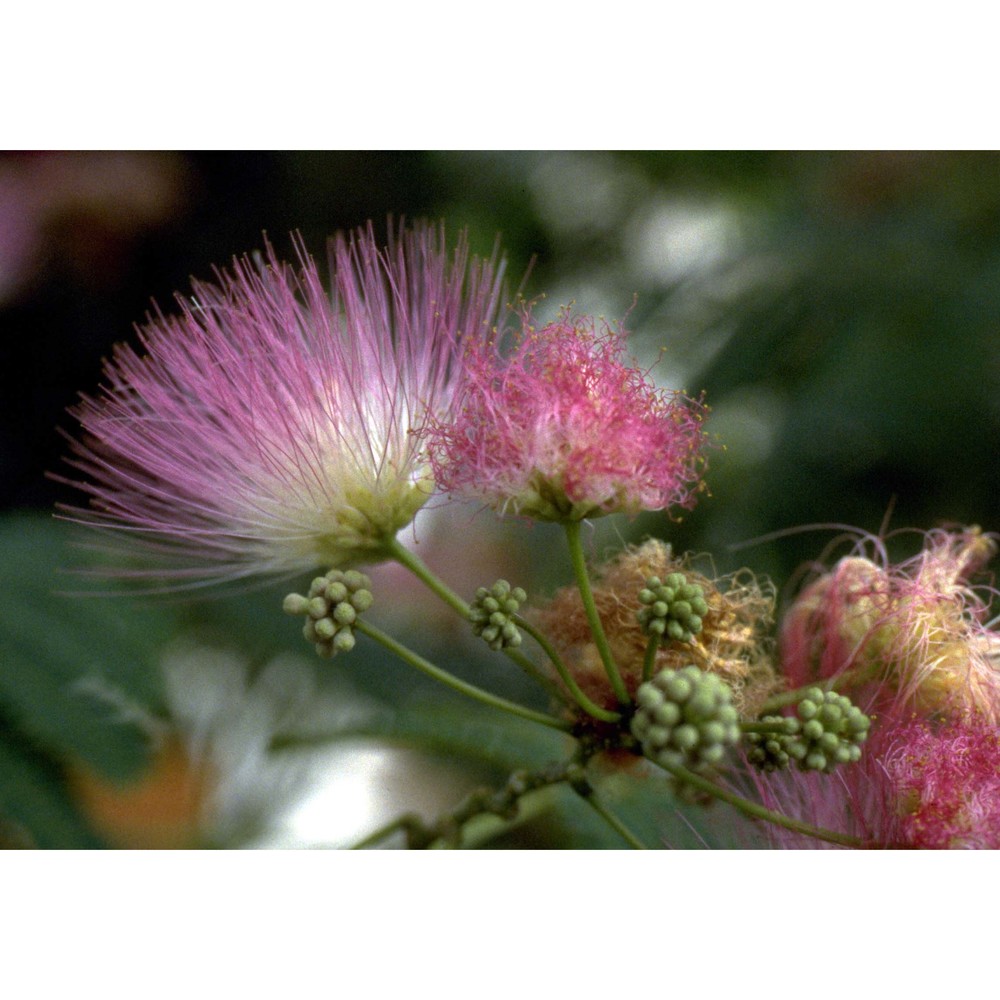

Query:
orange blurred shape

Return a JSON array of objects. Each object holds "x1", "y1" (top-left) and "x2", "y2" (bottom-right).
[{"x1": 70, "y1": 737, "x2": 210, "y2": 850}]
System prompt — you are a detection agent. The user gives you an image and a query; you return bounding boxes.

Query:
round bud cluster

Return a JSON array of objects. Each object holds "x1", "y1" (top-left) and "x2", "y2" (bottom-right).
[
  {"x1": 632, "y1": 665, "x2": 741, "y2": 771},
  {"x1": 469, "y1": 580, "x2": 527, "y2": 651},
  {"x1": 637, "y1": 574, "x2": 709, "y2": 645},
  {"x1": 788, "y1": 687, "x2": 870, "y2": 772},
  {"x1": 745, "y1": 715, "x2": 800, "y2": 771},
  {"x1": 746, "y1": 689, "x2": 871, "y2": 774},
  {"x1": 283, "y1": 569, "x2": 374, "y2": 659}
]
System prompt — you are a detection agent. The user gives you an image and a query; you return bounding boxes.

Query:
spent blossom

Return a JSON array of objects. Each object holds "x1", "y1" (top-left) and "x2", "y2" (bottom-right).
[
  {"x1": 529, "y1": 540, "x2": 778, "y2": 718},
  {"x1": 60, "y1": 221, "x2": 506, "y2": 586},
  {"x1": 428, "y1": 308, "x2": 709, "y2": 522}
]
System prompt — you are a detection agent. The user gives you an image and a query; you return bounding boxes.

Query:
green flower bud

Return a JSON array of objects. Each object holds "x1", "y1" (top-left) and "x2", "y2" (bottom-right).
[
  {"x1": 745, "y1": 715, "x2": 801, "y2": 772},
  {"x1": 748, "y1": 689, "x2": 871, "y2": 774},
  {"x1": 282, "y1": 593, "x2": 311, "y2": 616},
  {"x1": 790, "y1": 689, "x2": 870, "y2": 773},
  {"x1": 637, "y1": 574, "x2": 709, "y2": 646},
  {"x1": 283, "y1": 568, "x2": 373, "y2": 659},
  {"x1": 632, "y1": 665, "x2": 740, "y2": 773},
  {"x1": 469, "y1": 580, "x2": 527, "y2": 651}
]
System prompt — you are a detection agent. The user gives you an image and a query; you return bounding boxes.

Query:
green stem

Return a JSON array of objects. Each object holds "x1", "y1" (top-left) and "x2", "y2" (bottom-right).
[
  {"x1": 515, "y1": 615, "x2": 621, "y2": 724},
  {"x1": 386, "y1": 535, "x2": 564, "y2": 699},
  {"x1": 575, "y1": 787, "x2": 648, "y2": 849},
  {"x1": 350, "y1": 814, "x2": 423, "y2": 850},
  {"x1": 385, "y1": 535, "x2": 470, "y2": 617},
  {"x1": 740, "y1": 721, "x2": 793, "y2": 736},
  {"x1": 564, "y1": 520, "x2": 630, "y2": 705},
  {"x1": 652, "y1": 758, "x2": 867, "y2": 849},
  {"x1": 354, "y1": 618, "x2": 571, "y2": 733},
  {"x1": 758, "y1": 666, "x2": 874, "y2": 714},
  {"x1": 354, "y1": 756, "x2": 587, "y2": 849},
  {"x1": 642, "y1": 633, "x2": 659, "y2": 683}
]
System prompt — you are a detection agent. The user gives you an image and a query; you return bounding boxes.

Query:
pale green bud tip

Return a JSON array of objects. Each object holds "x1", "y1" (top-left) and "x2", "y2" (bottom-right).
[
  {"x1": 351, "y1": 589, "x2": 375, "y2": 613},
  {"x1": 283, "y1": 593, "x2": 311, "y2": 616},
  {"x1": 282, "y1": 568, "x2": 373, "y2": 659},
  {"x1": 314, "y1": 617, "x2": 337, "y2": 641},
  {"x1": 637, "y1": 574, "x2": 709, "y2": 645},
  {"x1": 469, "y1": 579, "x2": 527, "y2": 651},
  {"x1": 632, "y1": 665, "x2": 739, "y2": 773}
]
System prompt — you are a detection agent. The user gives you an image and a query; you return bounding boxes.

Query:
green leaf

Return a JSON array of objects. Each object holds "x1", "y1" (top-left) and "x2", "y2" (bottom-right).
[
  {"x1": 276, "y1": 687, "x2": 572, "y2": 773},
  {"x1": 0, "y1": 724, "x2": 104, "y2": 848},
  {"x1": 0, "y1": 515, "x2": 171, "y2": 780}
]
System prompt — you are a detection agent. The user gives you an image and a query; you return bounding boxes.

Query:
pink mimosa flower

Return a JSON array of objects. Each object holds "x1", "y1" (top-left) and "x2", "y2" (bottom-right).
[
  {"x1": 882, "y1": 718, "x2": 1000, "y2": 849},
  {"x1": 60, "y1": 221, "x2": 506, "y2": 587},
  {"x1": 428, "y1": 308, "x2": 709, "y2": 522},
  {"x1": 780, "y1": 528, "x2": 1000, "y2": 722},
  {"x1": 749, "y1": 718, "x2": 1000, "y2": 849}
]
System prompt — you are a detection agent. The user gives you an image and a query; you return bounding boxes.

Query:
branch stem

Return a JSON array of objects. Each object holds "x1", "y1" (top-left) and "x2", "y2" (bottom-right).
[
  {"x1": 758, "y1": 666, "x2": 874, "y2": 714},
  {"x1": 564, "y1": 520, "x2": 630, "y2": 705},
  {"x1": 355, "y1": 619, "x2": 571, "y2": 733},
  {"x1": 386, "y1": 535, "x2": 564, "y2": 697},
  {"x1": 652, "y1": 757, "x2": 867, "y2": 849},
  {"x1": 515, "y1": 615, "x2": 621, "y2": 723},
  {"x1": 574, "y1": 787, "x2": 648, "y2": 849}
]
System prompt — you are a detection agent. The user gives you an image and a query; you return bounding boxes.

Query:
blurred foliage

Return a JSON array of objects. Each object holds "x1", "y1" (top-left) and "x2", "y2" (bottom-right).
[
  {"x1": 4, "y1": 151, "x2": 1000, "y2": 847},
  {"x1": 0, "y1": 516, "x2": 167, "y2": 846}
]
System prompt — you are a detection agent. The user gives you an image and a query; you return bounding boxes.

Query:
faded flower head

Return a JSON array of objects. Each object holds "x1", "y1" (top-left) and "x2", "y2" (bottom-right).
[
  {"x1": 529, "y1": 539, "x2": 778, "y2": 717},
  {"x1": 428, "y1": 308, "x2": 709, "y2": 522},
  {"x1": 780, "y1": 527, "x2": 1000, "y2": 722},
  {"x1": 60, "y1": 221, "x2": 506, "y2": 587}
]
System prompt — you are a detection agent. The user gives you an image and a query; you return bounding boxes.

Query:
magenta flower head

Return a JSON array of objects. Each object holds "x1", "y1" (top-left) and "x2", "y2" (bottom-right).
[
  {"x1": 59, "y1": 221, "x2": 506, "y2": 587},
  {"x1": 882, "y1": 718, "x2": 1000, "y2": 849},
  {"x1": 428, "y1": 307, "x2": 710, "y2": 522},
  {"x1": 749, "y1": 718, "x2": 1000, "y2": 849}
]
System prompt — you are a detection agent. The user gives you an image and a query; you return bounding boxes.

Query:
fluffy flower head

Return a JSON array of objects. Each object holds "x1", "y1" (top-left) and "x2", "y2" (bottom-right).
[
  {"x1": 780, "y1": 527, "x2": 1000, "y2": 722},
  {"x1": 61, "y1": 221, "x2": 506, "y2": 586},
  {"x1": 750, "y1": 718, "x2": 1000, "y2": 849},
  {"x1": 429, "y1": 308, "x2": 709, "y2": 521},
  {"x1": 885, "y1": 719, "x2": 1000, "y2": 848}
]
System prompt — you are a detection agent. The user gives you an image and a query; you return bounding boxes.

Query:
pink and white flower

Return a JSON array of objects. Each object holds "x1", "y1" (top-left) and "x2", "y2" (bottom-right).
[
  {"x1": 428, "y1": 308, "x2": 709, "y2": 522},
  {"x1": 60, "y1": 221, "x2": 506, "y2": 587}
]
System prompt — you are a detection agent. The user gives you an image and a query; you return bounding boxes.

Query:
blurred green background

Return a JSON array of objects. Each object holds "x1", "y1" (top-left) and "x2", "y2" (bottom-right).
[{"x1": 2, "y1": 151, "x2": 999, "y2": 848}]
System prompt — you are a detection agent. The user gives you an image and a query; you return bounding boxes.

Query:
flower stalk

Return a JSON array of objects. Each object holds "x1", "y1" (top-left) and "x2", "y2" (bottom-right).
[
  {"x1": 565, "y1": 520, "x2": 630, "y2": 705},
  {"x1": 650, "y1": 756, "x2": 867, "y2": 849},
  {"x1": 353, "y1": 618, "x2": 571, "y2": 733}
]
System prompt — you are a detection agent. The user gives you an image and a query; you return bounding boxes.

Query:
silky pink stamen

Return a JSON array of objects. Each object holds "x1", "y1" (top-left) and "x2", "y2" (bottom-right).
[
  {"x1": 58, "y1": 221, "x2": 506, "y2": 587},
  {"x1": 428, "y1": 308, "x2": 710, "y2": 521}
]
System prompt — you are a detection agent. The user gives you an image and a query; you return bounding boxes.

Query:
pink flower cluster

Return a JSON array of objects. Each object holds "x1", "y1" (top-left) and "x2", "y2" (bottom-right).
[
  {"x1": 428, "y1": 309, "x2": 709, "y2": 522},
  {"x1": 884, "y1": 719, "x2": 1000, "y2": 849},
  {"x1": 751, "y1": 717, "x2": 1000, "y2": 849},
  {"x1": 751, "y1": 526, "x2": 1000, "y2": 848},
  {"x1": 779, "y1": 528, "x2": 1000, "y2": 722},
  {"x1": 60, "y1": 221, "x2": 505, "y2": 587},
  {"x1": 62, "y1": 224, "x2": 708, "y2": 587}
]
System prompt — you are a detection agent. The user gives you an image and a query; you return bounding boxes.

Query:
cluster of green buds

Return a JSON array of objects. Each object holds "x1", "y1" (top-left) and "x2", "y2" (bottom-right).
[
  {"x1": 747, "y1": 688, "x2": 870, "y2": 773},
  {"x1": 637, "y1": 574, "x2": 709, "y2": 645},
  {"x1": 632, "y1": 665, "x2": 741, "y2": 771},
  {"x1": 469, "y1": 580, "x2": 526, "y2": 651},
  {"x1": 283, "y1": 569, "x2": 374, "y2": 658},
  {"x1": 744, "y1": 716, "x2": 799, "y2": 771}
]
